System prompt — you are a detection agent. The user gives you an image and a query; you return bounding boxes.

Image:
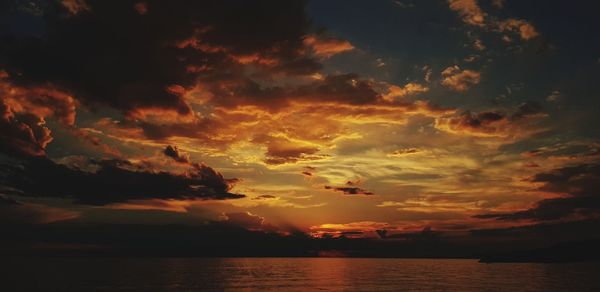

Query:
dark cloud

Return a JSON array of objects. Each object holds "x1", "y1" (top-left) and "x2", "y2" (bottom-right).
[
  {"x1": 222, "y1": 212, "x2": 266, "y2": 230},
  {"x1": 340, "y1": 231, "x2": 363, "y2": 238},
  {"x1": 436, "y1": 102, "x2": 546, "y2": 137},
  {"x1": 325, "y1": 179, "x2": 374, "y2": 195},
  {"x1": 376, "y1": 229, "x2": 388, "y2": 239},
  {"x1": 0, "y1": 195, "x2": 79, "y2": 224},
  {"x1": 533, "y1": 163, "x2": 600, "y2": 197},
  {"x1": 512, "y1": 101, "x2": 543, "y2": 119},
  {"x1": 301, "y1": 166, "x2": 316, "y2": 176},
  {"x1": 455, "y1": 110, "x2": 505, "y2": 129},
  {"x1": 163, "y1": 145, "x2": 189, "y2": 163},
  {"x1": 252, "y1": 195, "x2": 277, "y2": 200},
  {"x1": 475, "y1": 163, "x2": 600, "y2": 221},
  {"x1": 0, "y1": 195, "x2": 20, "y2": 206},
  {"x1": 0, "y1": 0, "x2": 313, "y2": 114},
  {"x1": 206, "y1": 73, "x2": 382, "y2": 110},
  {"x1": 0, "y1": 100, "x2": 52, "y2": 157},
  {"x1": 136, "y1": 118, "x2": 213, "y2": 141},
  {"x1": 0, "y1": 156, "x2": 244, "y2": 205},
  {"x1": 324, "y1": 186, "x2": 374, "y2": 195}
]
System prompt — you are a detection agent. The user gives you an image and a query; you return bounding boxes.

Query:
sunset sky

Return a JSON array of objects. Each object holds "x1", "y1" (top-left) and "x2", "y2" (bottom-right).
[{"x1": 1, "y1": 0, "x2": 599, "y2": 240}]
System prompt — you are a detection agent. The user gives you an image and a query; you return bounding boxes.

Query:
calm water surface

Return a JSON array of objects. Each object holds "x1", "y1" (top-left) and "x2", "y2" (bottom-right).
[{"x1": 2, "y1": 257, "x2": 600, "y2": 291}]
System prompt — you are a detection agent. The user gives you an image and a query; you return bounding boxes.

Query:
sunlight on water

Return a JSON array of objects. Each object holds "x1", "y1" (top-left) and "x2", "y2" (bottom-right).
[{"x1": 3, "y1": 257, "x2": 600, "y2": 291}]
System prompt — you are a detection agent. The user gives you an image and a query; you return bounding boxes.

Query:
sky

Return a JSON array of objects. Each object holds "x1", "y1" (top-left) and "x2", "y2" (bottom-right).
[{"x1": 1, "y1": 0, "x2": 599, "y2": 243}]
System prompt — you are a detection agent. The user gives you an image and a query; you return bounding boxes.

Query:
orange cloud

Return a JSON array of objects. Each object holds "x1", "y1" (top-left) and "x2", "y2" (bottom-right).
[
  {"x1": 0, "y1": 79, "x2": 77, "y2": 156},
  {"x1": 0, "y1": 199, "x2": 80, "y2": 224},
  {"x1": 134, "y1": 2, "x2": 148, "y2": 15},
  {"x1": 441, "y1": 66, "x2": 481, "y2": 92},
  {"x1": 0, "y1": 80, "x2": 77, "y2": 126},
  {"x1": 387, "y1": 148, "x2": 421, "y2": 157},
  {"x1": 381, "y1": 83, "x2": 429, "y2": 102},
  {"x1": 497, "y1": 19, "x2": 539, "y2": 40},
  {"x1": 448, "y1": 0, "x2": 486, "y2": 27},
  {"x1": 447, "y1": 0, "x2": 540, "y2": 41},
  {"x1": 107, "y1": 199, "x2": 191, "y2": 213},
  {"x1": 0, "y1": 104, "x2": 52, "y2": 156},
  {"x1": 220, "y1": 211, "x2": 279, "y2": 232},
  {"x1": 303, "y1": 35, "x2": 354, "y2": 58},
  {"x1": 309, "y1": 221, "x2": 391, "y2": 238},
  {"x1": 259, "y1": 135, "x2": 322, "y2": 165},
  {"x1": 61, "y1": 0, "x2": 90, "y2": 15}
]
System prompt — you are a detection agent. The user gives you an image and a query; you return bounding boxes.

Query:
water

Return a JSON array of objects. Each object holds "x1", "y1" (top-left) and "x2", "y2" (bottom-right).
[{"x1": 2, "y1": 257, "x2": 600, "y2": 291}]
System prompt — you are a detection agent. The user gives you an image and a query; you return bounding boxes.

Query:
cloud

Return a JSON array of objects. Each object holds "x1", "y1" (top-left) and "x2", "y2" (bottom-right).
[
  {"x1": 475, "y1": 163, "x2": 600, "y2": 221},
  {"x1": 221, "y1": 211, "x2": 278, "y2": 231},
  {"x1": 521, "y1": 141, "x2": 599, "y2": 161},
  {"x1": 387, "y1": 148, "x2": 421, "y2": 157},
  {"x1": 0, "y1": 101, "x2": 53, "y2": 157},
  {"x1": 221, "y1": 212, "x2": 265, "y2": 229},
  {"x1": 324, "y1": 180, "x2": 375, "y2": 195},
  {"x1": 512, "y1": 101, "x2": 543, "y2": 119},
  {"x1": 0, "y1": 195, "x2": 20, "y2": 206},
  {"x1": 0, "y1": 156, "x2": 244, "y2": 205},
  {"x1": 163, "y1": 145, "x2": 190, "y2": 163},
  {"x1": 309, "y1": 221, "x2": 390, "y2": 237},
  {"x1": 324, "y1": 186, "x2": 374, "y2": 195},
  {"x1": 252, "y1": 195, "x2": 277, "y2": 200},
  {"x1": 546, "y1": 90, "x2": 561, "y2": 102},
  {"x1": 0, "y1": 200, "x2": 80, "y2": 224},
  {"x1": 259, "y1": 135, "x2": 321, "y2": 165},
  {"x1": 497, "y1": 19, "x2": 539, "y2": 40},
  {"x1": 436, "y1": 110, "x2": 506, "y2": 137},
  {"x1": 533, "y1": 163, "x2": 600, "y2": 197},
  {"x1": 491, "y1": 0, "x2": 505, "y2": 9},
  {"x1": 0, "y1": 195, "x2": 80, "y2": 224},
  {"x1": 301, "y1": 166, "x2": 316, "y2": 177},
  {"x1": 206, "y1": 73, "x2": 383, "y2": 110},
  {"x1": 440, "y1": 66, "x2": 480, "y2": 92},
  {"x1": 303, "y1": 34, "x2": 354, "y2": 58},
  {"x1": 1, "y1": 0, "x2": 315, "y2": 116},
  {"x1": 3, "y1": 0, "x2": 452, "y2": 164},
  {"x1": 0, "y1": 80, "x2": 77, "y2": 126},
  {"x1": 381, "y1": 83, "x2": 429, "y2": 102},
  {"x1": 448, "y1": 0, "x2": 486, "y2": 27},
  {"x1": 61, "y1": 0, "x2": 91, "y2": 15},
  {"x1": 377, "y1": 197, "x2": 484, "y2": 214},
  {"x1": 435, "y1": 102, "x2": 545, "y2": 138},
  {"x1": 447, "y1": 0, "x2": 539, "y2": 41},
  {"x1": 0, "y1": 78, "x2": 79, "y2": 156},
  {"x1": 92, "y1": 97, "x2": 450, "y2": 167},
  {"x1": 133, "y1": 2, "x2": 148, "y2": 15}
]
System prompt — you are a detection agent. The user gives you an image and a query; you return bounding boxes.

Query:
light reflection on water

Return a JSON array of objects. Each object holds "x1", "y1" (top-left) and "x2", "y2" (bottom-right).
[{"x1": 3, "y1": 257, "x2": 600, "y2": 291}]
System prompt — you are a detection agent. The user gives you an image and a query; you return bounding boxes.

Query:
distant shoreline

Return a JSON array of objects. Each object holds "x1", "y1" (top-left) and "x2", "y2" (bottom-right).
[{"x1": 4, "y1": 253, "x2": 599, "y2": 264}]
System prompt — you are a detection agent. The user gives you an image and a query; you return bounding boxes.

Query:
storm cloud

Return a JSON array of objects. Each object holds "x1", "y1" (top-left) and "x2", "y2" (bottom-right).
[{"x1": 0, "y1": 156, "x2": 244, "y2": 205}]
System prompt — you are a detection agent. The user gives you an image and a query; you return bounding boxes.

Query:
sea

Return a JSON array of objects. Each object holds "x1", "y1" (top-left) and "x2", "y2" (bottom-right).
[{"x1": 2, "y1": 257, "x2": 600, "y2": 291}]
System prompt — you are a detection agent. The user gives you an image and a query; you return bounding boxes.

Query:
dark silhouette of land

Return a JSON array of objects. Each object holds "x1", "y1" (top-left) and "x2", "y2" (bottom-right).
[
  {"x1": 479, "y1": 240, "x2": 600, "y2": 263},
  {"x1": 2, "y1": 219, "x2": 600, "y2": 263}
]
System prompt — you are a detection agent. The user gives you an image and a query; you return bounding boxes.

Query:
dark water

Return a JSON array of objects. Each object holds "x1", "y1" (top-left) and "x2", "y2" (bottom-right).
[{"x1": 2, "y1": 257, "x2": 600, "y2": 291}]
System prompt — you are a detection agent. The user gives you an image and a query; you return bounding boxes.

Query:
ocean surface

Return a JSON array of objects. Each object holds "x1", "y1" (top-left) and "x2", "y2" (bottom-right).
[{"x1": 2, "y1": 257, "x2": 600, "y2": 291}]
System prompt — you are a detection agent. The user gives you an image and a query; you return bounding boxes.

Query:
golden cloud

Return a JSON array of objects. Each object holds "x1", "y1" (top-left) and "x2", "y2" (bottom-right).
[
  {"x1": 448, "y1": 0, "x2": 486, "y2": 27},
  {"x1": 441, "y1": 66, "x2": 481, "y2": 92},
  {"x1": 497, "y1": 19, "x2": 539, "y2": 40},
  {"x1": 303, "y1": 34, "x2": 354, "y2": 58}
]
